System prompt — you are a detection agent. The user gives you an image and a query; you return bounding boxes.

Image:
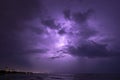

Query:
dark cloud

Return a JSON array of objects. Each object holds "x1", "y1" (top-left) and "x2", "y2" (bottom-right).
[
  {"x1": 58, "y1": 28, "x2": 66, "y2": 35},
  {"x1": 67, "y1": 40, "x2": 120, "y2": 58},
  {"x1": 63, "y1": 8, "x2": 97, "y2": 39},
  {"x1": 49, "y1": 55, "x2": 65, "y2": 60},
  {"x1": 63, "y1": 9, "x2": 94, "y2": 22},
  {"x1": 41, "y1": 18, "x2": 60, "y2": 30},
  {"x1": 80, "y1": 25, "x2": 98, "y2": 39},
  {"x1": 72, "y1": 9, "x2": 94, "y2": 23},
  {"x1": 63, "y1": 9, "x2": 71, "y2": 20}
]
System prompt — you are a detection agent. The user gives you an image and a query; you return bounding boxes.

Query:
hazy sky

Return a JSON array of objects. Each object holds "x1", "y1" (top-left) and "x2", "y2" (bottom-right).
[{"x1": 0, "y1": 0, "x2": 120, "y2": 73}]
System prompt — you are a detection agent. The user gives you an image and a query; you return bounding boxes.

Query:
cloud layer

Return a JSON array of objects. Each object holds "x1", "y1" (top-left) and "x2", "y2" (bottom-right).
[{"x1": 0, "y1": 0, "x2": 120, "y2": 73}]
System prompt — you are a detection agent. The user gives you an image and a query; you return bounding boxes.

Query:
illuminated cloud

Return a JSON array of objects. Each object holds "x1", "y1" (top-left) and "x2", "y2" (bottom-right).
[{"x1": 0, "y1": 0, "x2": 120, "y2": 73}]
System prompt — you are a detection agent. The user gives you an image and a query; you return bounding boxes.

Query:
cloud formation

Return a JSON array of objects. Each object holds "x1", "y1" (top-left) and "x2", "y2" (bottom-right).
[
  {"x1": 67, "y1": 40, "x2": 120, "y2": 58},
  {"x1": 72, "y1": 9, "x2": 94, "y2": 23},
  {"x1": 0, "y1": 0, "x2": 120, "y2": 73},
  {"x1": 63, "y1": 9, "x2": 71, "y2": 20},
  {"x1": 41, "y1": 18, "x2": 60, "y2": 29},
  {"x1": 61, "y1": 8, "x2": 120, "y2": 58}
]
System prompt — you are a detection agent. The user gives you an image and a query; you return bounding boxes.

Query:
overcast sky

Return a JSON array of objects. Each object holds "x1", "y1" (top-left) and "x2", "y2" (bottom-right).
[{"x1": 0, "y1": 0, "x2": 120, "y2": 73}]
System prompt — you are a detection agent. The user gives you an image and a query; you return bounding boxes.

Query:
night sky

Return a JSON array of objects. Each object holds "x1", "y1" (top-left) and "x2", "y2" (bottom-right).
[{"x1": 0, "y1": 0, "x2": 120, "y2": 73}]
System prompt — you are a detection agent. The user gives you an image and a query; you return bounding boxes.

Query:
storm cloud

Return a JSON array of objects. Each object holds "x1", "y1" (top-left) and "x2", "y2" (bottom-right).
[
  {"x1": 72, "y1": 9, "x2": 94, "y2": 23},
  {"x1": 41, "y1": 18, "x2": 60, "y2": 29},
  {"x1": 0, "y1": 0, "x2": 120, "y2": 73},
  {"x1": 67, "y1": 40, "x2": 120, "y2": 58}
]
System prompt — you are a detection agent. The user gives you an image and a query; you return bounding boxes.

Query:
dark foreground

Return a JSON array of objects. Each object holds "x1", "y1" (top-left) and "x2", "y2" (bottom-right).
[{"x1": 0, "y1": 71, "x2": 120, "y2": 80}]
